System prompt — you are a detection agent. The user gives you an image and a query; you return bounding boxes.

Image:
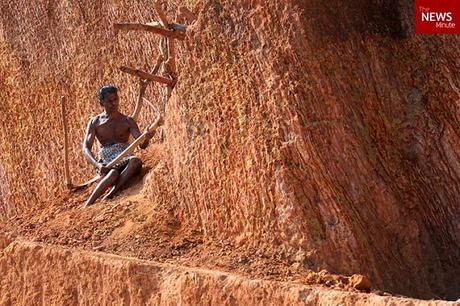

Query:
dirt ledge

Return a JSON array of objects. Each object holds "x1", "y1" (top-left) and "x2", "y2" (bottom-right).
[{"x1": 1, "y1": 240, "x2": 456, "y2": 306}]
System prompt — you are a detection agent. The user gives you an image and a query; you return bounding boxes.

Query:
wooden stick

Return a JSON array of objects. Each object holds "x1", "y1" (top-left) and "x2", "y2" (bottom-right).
[
  {"x1": 120, "y1": 66, "x2": 175, "y2": 87},
  {"x1": 130, "y1": 55, "x2": 164, "y2": 120},
  {"x1": 154, "y1": 1, "x2": 170, "y2": 27},
  {"x1": 145, "y1": 21, "x2": 186, "y2": 32},
  {"x1": 159, "y1": 37, "x2": 168, "y2": 75},
  {"x1": 71, "y1": 176, "x2": 100, "y2": 190},
  {"x1": 113, "y1": 23, "x2": 185, "y2": 40},
  {"x1": 151, "y1": 55, "x2": 164, "y2": 76},
  {"x1": 142, "y1": 97, "x2": 157, "y2": 110},
  {"x1": 60, "y1": 96, "x2": 73, "y2": 189},
  {"x1": 106, "y1": 114, "x2": 163, "y2": 168},
  {"x1": 131, "y1": 80, "x2": 148, "y2": 121},
  {"x1": 160, "y1": 37, "x2": 169, "y2": 60},
  {"x1": 166, "y1": 38, "x2": 177, "y2": 77},
  {"x1": 179, "y1": 6, "x2": 196, "y2": 23}
]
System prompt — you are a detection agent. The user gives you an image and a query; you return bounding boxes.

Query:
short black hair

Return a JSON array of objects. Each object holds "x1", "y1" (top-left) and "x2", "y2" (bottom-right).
[{"x1": 97, "y1": 85, "x2": 118, "y2": 101}]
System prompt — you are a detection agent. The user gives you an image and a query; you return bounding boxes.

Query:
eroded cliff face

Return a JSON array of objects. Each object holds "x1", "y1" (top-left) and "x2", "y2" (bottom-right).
[
  {"x1": 151, "y1": 0, "x2": 460, "y2": 299},
  {"x1": 1, "y1": 0, "x2": 459, "y2": 300},
  {"x1": 2, "y1": 240, "x2": 455, "y2": 306}
]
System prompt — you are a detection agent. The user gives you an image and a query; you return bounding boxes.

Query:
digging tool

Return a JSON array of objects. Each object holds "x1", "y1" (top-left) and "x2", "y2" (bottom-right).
[{"x1": 60, "y1": 96, "x2": 73, "y2": 189}]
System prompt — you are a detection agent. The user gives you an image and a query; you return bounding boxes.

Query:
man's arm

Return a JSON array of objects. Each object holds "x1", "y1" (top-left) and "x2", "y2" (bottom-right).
[
  {"x1": 82, "y1": 117, "x2": 104, "y2": 170},
  {"x1": 127, "y1": 117, "x2": 153, "y2": 149}
]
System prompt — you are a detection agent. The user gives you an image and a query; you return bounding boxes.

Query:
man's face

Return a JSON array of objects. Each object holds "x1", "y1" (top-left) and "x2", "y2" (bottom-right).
[{"x1": 100, "y1": 92, "x2": 119, "y2": 113}]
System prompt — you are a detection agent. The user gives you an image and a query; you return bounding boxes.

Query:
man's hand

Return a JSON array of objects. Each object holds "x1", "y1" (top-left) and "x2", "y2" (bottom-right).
[
  {"x1": 145, "y1": 131, "x2": 155, "y2": 140},
  {"x1": 157, "y1": 115, "x2": 164, "y2": 126},
  {"x1": 97, "y1": 163, "x2": 110, "y2": 175},
  {"x1": 139, "y1": 131, "x2": 154, "y2": 149}
]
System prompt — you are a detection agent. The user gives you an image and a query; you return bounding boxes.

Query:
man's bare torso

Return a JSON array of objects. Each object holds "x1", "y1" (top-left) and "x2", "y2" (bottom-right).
[{"x1": 93, "y1": 112, "x2": 134, "y2": 147}]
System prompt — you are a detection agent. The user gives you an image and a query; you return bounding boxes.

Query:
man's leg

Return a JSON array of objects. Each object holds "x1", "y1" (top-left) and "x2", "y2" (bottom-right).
[
  {"x1": 104, "y1": 158, "x2": 142, "y2": 199},
  {"x1": 84, "y1": 169, "x2": 119, "y2": 207}
]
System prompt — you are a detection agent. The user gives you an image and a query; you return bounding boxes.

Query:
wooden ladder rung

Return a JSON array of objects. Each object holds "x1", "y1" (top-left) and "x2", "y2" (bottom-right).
[
  {"x1": 119, "y1": 66, "x2": 176, "y2": 87},
  {"x1": 114, "y1": 23, "x2": 185, "y2": 40},
  {"x1": 144, "y1": 22, "x2": 187, "y2": 32}
]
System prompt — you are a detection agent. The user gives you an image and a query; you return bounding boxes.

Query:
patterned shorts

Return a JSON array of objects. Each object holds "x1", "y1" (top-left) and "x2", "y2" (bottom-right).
[{"x1": 98, "y1": 143, "x2": 135, "y2": 171}]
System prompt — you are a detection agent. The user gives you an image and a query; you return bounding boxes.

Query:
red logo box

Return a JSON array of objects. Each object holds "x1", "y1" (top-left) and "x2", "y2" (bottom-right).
[{"x1": 416, "y1": 0, "x2": 460, "y2": 34}]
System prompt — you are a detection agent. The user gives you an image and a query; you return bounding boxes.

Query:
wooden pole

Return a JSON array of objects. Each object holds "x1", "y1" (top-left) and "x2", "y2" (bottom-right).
[
  {"x1": 159, "y1": 36, "x2": 169, "y2": 75},
  {"x1": 145, "y1": 21, "x2": 186, "y2": 32},
  {"x1": 166, "y1": 38, "x2": 176, "y2": 77},
  {"x1": 119, "y1": 66, "x2": 175, "y2": 86},
  {"x1": 72, "y1": 176, "x2": 100, "y2": 190},
  {"x1": 60, "y1": 96, "x2": 73, "y2": 189},
  {"x1": 142, "y1": 97, "x2": 158, "y2": 111},
  {"x1": 130, "y1": 55, "x2": 164, "y2": 120},
  {"x1": 131, "y1": 80, "x2": 149, "y2": 121},
  {"x1": 113, "y1": 23, "x2": 185, "y2": 40},
  {"x1": 106, "y1": 114, "x2": 163, "y2": 168},
  {"x1": 154, "y1": 1, "x2": 170, "y2": 27},
  {"x1": 179, "y1": 6, "x2": 196, "y2": 23}
]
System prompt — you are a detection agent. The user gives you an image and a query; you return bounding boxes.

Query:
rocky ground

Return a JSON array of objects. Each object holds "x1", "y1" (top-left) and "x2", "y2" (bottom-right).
[
  {"x1": 2, "y1": 144, "x2": 457, "y2": 305},
  {"x1": 2, "y1": 239, "x2": 456, "y2": 305},
  {"x1": 0, "y1": 144, "x2": 395, "y2": 300}
]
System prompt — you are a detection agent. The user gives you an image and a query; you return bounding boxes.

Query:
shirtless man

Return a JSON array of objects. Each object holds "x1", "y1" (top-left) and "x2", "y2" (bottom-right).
[{"x1": 82, "y1": 85, "x2": 153, "y2": 206}]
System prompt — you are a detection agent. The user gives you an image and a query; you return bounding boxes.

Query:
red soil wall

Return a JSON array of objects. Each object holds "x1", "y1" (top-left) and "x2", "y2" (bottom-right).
[{"x1": 1, "y1": 0, "x2": 459, "y2": 300}]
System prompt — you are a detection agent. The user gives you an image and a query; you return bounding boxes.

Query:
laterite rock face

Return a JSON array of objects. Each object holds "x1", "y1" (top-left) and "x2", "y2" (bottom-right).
[
  {"x1": 1, "y1": 0, "x2": 459, "y2": 301},
  {"x1": 147, "y1": 1, "x2": 460, "y2": 299},
  {"x1": 0, "y1": 241, "x2": 455, "y2": 306}
]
